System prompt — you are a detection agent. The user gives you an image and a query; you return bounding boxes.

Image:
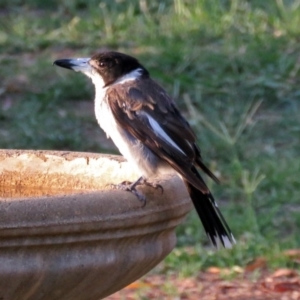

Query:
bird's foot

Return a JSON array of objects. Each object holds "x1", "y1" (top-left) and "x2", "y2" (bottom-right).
[
  {"x1": 139, "y1": 178, "x2": 164, "y2": 194},
  {"x1": 110, "y1": 176, "x2": 163, "y2": 207},
  {"x1": 111, "y1": 178, "x2": 146, "y2": 206}
]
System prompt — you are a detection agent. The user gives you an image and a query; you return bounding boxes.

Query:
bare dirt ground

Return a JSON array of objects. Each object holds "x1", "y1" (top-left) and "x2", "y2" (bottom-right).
[{"x1": 107, "y1": 266, "x2": 300, "y2": 299}]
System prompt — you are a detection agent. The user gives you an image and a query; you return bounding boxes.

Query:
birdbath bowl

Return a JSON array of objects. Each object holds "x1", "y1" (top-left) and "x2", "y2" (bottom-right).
[{"x1": 0, "y1": 149, "x2": 192, "y2": 300}]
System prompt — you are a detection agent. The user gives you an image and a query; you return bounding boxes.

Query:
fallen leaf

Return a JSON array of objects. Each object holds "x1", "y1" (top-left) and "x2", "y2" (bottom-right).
[
  {"x1": 283, "y1": 249, "x2": 300, "y2": 258},
  {"x1": 124, "y1": 281, "x2": 152, "y2": 290},
  {"x1": 231, "y1": 265, "x2": 244, "y2": 274},
  {"x1": 206, "y1": 267, "x2": 221, "y2": 274},
  {"x1": 271, "y1": 268, "x2": 298, "y2": 278},
  {"x1": 284, "y1": 249, "x2": 300, "y2": 264},
  {"x1": 245, "y1": 256, "x2": 267, "y2": 272},
  {"x1": 273, "y1": 281, "x2": 300, "y2": 293}
]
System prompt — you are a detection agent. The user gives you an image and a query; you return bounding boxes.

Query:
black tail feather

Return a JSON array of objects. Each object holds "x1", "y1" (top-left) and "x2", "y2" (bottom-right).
[{"x1": 185, "y1": 180, "x2": 235, "y2": 248}]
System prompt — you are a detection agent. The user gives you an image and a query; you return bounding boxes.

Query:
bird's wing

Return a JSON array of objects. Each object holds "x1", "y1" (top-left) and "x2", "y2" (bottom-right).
[{"x1": 107, "y1": 77, "x2": 218, "y2": 192}]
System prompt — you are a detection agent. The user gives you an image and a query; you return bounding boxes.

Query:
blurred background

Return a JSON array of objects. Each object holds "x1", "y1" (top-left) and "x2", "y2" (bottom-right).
[{"x1": 0, "y1": 0, "x2": 299, "y2": 294}]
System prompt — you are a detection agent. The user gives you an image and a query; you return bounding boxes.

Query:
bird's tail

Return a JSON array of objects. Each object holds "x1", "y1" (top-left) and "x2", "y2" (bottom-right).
[{"x1": 184, "y1": 180, "x2": 236, "y2": 248}]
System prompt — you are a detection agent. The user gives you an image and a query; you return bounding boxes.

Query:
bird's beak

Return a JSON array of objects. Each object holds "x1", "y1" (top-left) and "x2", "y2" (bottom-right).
[{"x1": 53, "y1": 58, "x2": 91, "y2": 72}]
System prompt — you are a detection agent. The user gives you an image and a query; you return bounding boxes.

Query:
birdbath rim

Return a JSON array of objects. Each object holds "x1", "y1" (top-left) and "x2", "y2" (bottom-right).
[{"x1": 0, "y1": 149, "x2": 193, "y2": 300}]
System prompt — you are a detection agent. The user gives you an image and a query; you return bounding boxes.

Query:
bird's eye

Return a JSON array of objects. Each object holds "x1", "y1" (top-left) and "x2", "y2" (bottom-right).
[
  {"x1": 99, "y1": 61, "x2": 106, "y2": 67},
  {"x1": 97, "y1": 58, "x2": 115, "y2": 68}
]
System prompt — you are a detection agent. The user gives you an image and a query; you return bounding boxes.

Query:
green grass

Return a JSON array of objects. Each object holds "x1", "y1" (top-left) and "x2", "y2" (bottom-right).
[{"x1": 1, "y1": 0, "x2": 300, "y2": 275}]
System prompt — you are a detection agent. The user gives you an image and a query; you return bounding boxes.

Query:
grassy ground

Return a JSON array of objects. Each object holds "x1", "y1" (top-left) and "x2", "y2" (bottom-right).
[{"x1": 1, "y1": 0, "x2": 299, "y2": 278}]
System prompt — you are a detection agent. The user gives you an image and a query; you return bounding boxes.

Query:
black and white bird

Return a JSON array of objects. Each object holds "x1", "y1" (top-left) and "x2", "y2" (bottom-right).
[{"x1": 54, "y1": 51, "x2": 235, "y2": 248}]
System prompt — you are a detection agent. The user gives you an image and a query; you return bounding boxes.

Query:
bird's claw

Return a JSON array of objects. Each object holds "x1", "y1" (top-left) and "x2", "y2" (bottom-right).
[
  {"x1": 110, "y1": 181, "x2": 147, "y2": 206},
  {"x1": 110, "y1": 177, "x2": 163, "y2": 207},
  {"x1": 142, "y1": 181, "x2": 163, "y2": 194},
  {"x1": 128, "y1": 188, "x2": 146, "y2": 207}
]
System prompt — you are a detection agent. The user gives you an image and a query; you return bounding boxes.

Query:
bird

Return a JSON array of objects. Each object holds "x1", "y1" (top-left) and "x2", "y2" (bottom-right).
[{"x1": 53, "y1": 51, "x2": 236, "y2": 248}]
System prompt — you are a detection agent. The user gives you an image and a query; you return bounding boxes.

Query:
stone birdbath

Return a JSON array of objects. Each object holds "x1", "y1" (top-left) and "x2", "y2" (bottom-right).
[{"x1": 0, "y1": 149, "x2": 192, "y2": 300}]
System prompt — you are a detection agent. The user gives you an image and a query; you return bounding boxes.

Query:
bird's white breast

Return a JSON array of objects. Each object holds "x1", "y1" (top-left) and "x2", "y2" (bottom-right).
[
  {"x1": 90, "y1": 70, "x2": 173, "y2": 177},
  {"x1": 91, "y1": 72, "x2": 147, "y2": 175},
  {"x1": 93, "y1": 81, "x2": 129, "y2": 157}
]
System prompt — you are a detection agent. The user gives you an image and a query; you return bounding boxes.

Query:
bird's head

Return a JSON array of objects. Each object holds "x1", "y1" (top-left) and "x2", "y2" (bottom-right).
[{"x1": 53, "y1": 51, "x2": 148, "y2": 87}]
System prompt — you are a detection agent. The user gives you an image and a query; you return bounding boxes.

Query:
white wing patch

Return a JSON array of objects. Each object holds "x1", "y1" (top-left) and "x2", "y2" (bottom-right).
[
  {"x1": 115, "y1": 68, "x2": 143, "y2": 84},
  {"x1": 146, "y1": 114, "x2": 185, "y2": 155}
]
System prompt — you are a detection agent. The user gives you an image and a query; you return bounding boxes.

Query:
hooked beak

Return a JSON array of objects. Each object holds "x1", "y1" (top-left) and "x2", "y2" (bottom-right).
[{"x1": 53, "y1": 58, "x2": 91, "y2": 72}]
